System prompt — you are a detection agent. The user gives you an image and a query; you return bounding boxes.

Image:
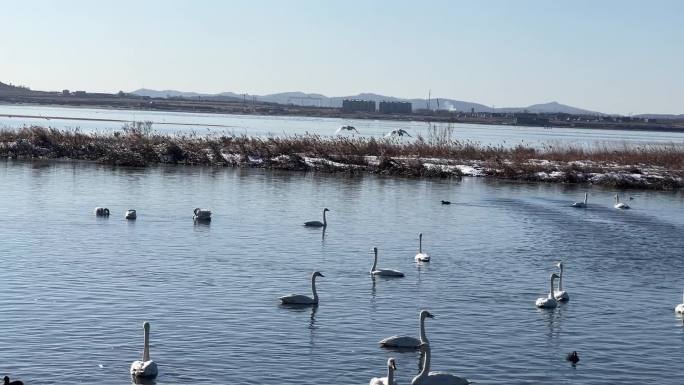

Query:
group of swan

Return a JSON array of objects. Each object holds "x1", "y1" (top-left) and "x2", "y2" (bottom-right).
[
  {"x1": 95, "y1": 207, "x2": 212, "y2": 221},
  {"x1": 535, "y1": 261, "x2": 571, "y2": 309},
  {"x1": 304, "y1": 208, "x2": 329, "y2": 227},
  {"x1": 570, "y1": 193, "x2": 632, "y2": 209},
  {"x1": 94, "y1": 207, "x2": 110, "y2": 217}
]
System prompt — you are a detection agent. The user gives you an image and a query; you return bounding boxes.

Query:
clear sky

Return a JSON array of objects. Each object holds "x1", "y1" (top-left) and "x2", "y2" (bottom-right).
[{"x1": 1, "y1": 0, "x2": 682, "y2": 115}]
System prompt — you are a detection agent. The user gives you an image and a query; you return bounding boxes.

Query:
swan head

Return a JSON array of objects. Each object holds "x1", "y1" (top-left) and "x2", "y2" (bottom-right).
[
  {"x1": 420, "y1": 310, "x2": 435, "y2": 319},
  {"x1": 194, "y1": 208, "x2": 200, "y2": 215},
  {"x1": 419, "y1": 232, "x2": 423, "y2": 239},
  {"x1": 387, "y1": 358, "x2": 397, "y2": 371},
  {"x1": 143, "y1": 321, "x2": 150, "y2": 331},
  {"x1": 556, "y1": 261, "x2": 563, "y2": 268},
  {"x1": 312, "y1": 271, "x2": 324, "y2": 278},
  {"x1": 372, "y1": 246, "x2": 378, "y2": 255},
  {"x1": 551, "y1": 273, "x2": 560, "y2": 280},
  {"x1": 323, "y1": 208, "x2": 330, "y2": 212}
]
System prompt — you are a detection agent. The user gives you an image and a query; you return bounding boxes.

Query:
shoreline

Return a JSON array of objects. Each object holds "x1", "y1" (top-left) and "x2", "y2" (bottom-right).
[{"x1": 1, "y1": 126, "x2": 682, "y2": 190}]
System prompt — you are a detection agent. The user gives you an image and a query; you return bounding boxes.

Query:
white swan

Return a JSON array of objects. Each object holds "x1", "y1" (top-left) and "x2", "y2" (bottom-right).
[
  {"x1": 304, "y1": 208, "x2": 329, "y2": 227},
  {"x1": 571, "y1": 193, "x2": 587, "y2": 208},
  {"x1": 415, "y1": 233, "x2": 430, "y2": 262},
  {"x1": 130, "y1": 321, "x2": 158, "y2": 379},
  {"x1": 379, "y1": 310, "x2": 433, "y2": 349},
  {"x1": 411, "y1": 343, "x2": 472, "y2": 385},
  {"x1": 336, "y1": 125, "x2": 359, "y2": 135},
  {"x1": 280, "y1": 271, "x2": 324, "y2": 305},
  {"x1": 193, "y1": 208, "x2": 212, "y2": 221},
  {"x1": 384, "y1": 129, "x2": 412, "y2": 138},
  {"x1": 125, "y1": 209, "x2": 137, "y2": 220},
  {"x1": 371, "y1": 247, "x2": 404, "y2": 277},
  {"x1": 554, "y1": 262, "x2": 570, "y2": 301},
  {"x1": 370, "y1": 358, "x2": 397, "y2": 385},
  {"x1": 614, "y1": 194, "x2": 630, "y2": 209},
  {"x1": 676, "y1": 289, "x2": 684, "y2": 314},
  {"x1": 94, "y1": 207, "x2": 110, "y2": 216},
  {"x1": 536, "y1": 273, "x2": 560, "y2": 308}
]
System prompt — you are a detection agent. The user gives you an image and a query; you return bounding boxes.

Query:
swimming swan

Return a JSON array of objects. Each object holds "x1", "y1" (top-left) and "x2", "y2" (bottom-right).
[
  {"x1": 536, "y1": 273, "x2": 560, "y2": 308},
  {"x1": 130, "y1": 321, "x2": 158, "y2": 379},
  {"x1": 304, "y1": 208, "x2": 329, "y2": 227},
  {"x1": 193, "y1": 208, "x2": 212, "y2": 221},
  {"x1": 125, "y1": 209, "x2": 137, "y2": 220},
  {"x1": 554, "y1": 262, "x2": 570, "y2": 301},
  {"x1": 3, "y1": 376, "x2": 23, "y2": 385},
  {"x1": 379, "y1": 310, "x2": 433, "y2": 349},
  {"x1": 411, "y1": 343, "x2": 472, "y2": 385},
  {"x1": 614, "y1": 194, "x2": 630, "y2": 209},
  {"x1": 371, "y1": 247, "x2": 404, "y2": 277},
  {"x1": 94, "y1": 207, "x2": 110, "y2": 217},
  {"x1": 415, "y1": 233, "x2": 430, "y2": 262},
  {"x1": 370, "y1": 358, "x2": 398, "y2": 385},
  {"x1": 676, "y1": 289, "x2": 684, "y2": 314},
  {"x1": 280, "y1": 271, "x2": 324, "y2": 305},
  {"x1": 571, "y1": 193, "x2": 588, "y2": 208}
]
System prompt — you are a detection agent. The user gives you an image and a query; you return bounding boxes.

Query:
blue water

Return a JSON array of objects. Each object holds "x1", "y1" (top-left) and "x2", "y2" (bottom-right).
[
  {"x1": 2, "y1": 104, "x2": 684, "y2": 149},
  {"x1": 1, "y1": 160, "x2": 683, "y2": 385}
]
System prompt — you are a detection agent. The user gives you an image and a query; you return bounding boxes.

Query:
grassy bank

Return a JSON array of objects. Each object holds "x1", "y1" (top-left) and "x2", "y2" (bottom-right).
[{"x1": 1, "y1": 125, "x2": 682, "y2": 189}]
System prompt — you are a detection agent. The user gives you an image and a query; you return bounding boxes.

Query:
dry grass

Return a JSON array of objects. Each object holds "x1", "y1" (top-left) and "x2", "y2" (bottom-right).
[{"x1": 1, "y1": 126, "x2": 682, "y2": 188}]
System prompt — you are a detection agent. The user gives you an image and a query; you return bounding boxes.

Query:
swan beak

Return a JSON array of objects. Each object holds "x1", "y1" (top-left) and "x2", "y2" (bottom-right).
[
  {"x1": 426, "y1": 313, "x2": 435, "y2": 319},
  {"x1": 319, "y1": 273, "x2": 325, "y2": 277},
  {"x1": 391, "y1": 362, "x2": 397, "y2": 370}
]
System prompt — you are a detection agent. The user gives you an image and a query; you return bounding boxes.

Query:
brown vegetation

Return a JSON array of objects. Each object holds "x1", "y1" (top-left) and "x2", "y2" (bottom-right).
[{"x1": 1, "y1": 126, "x2": 682, "y2": 189}]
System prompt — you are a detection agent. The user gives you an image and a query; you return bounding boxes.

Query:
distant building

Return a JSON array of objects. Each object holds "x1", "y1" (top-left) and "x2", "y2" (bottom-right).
[
  {"x1": 379, "y1": 101, "x2": 412, "y2": 114},
  {"x1": 62, "y1": 89, "x2": 70, "y2": 96},
  {"x1": 73, "y1": 90, "x2": 86, "y2": 96},
  {"x1": 513, "y1": 112, "x2": 550, "y2": 126},
  {"x1": 342, "y1": 99, "x2": 376, "y2": 113}
]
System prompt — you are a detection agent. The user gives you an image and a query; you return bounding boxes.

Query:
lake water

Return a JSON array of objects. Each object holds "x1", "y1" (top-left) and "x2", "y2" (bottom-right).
[
  {"x1": 1, "y1": 160, "x2": 683, "y2": 384},
  {"x1": 2, "y1": 104, "x2": 684, "y2": 149}
]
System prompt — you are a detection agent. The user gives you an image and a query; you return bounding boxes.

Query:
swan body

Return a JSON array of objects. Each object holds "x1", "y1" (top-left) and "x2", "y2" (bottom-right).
[
  {"x1": 536, "y1": 273, "x2": 560, "y2": 308},
  {"x1": 676, "y1": 290, "x2": 684, "y2": 314},
  {"x1": 336, "y1": 125, "x2": 359, "y2": 134},
  {"x1": 94, "y1": 207, "x2": 110, "y2": 216},
  {"x1": 193, "y1": 208, "x2": 212, "y2": 221},
  {"x1": 440, "y1": 200, "x2": 451, "y2": 205},
  {"x1": 304, "y1": 208, "x2": 329, "y2": 227},
  {"x1": 415, "y1": 233, "x2": 430, "y2": 262},
  {"x1": 614, "y1": 194, "x2": 630, "y2": 209},
  {"x1": 384, "y1": 129, "x2": 412, "y2": 138},
  {"x1": 554, "y1": 262, "x2": 570, "y2": 302},
  {"x1": 411, "y1": 343, "x2": 472, "y2": 385},
  {"x1": 4, "y1": 376, "x2": 23, "y2": 385},
  {"x1": 125, "y1": 209, "x2": 137, "y2": 220},
  {"x1": 370, "y1": 247, "x2": 404, "y2": 277},
  {"x1": 130, "y1": 321, "x2": 158, "y2": 379},
  {"x1": 566, "y1": 351, "x2": 580, "y2": 364},
  {"x1": 571, "y1": 193, "x2": 588, "y2": 208},
  {"x1": 379, "y1": 310, "x2": 433, "y2": 349},
  {"x1": 280, "y1": 271, "x2": 324, "y2": 305},
  {"x1": 370, "y1": 358, "x2": 397, "y2": 385}
]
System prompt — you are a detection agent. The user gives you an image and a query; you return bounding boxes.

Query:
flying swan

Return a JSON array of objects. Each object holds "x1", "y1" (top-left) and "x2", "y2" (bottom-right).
[
  {"x1": 370, "y1": 358, "x2": 398, "y2": 385},
  {"x1": 304, "y1": 208, "x2": 329, "y2": 228},
  {"x1": 536, "y1": 273, "x2": 560, "y2": 309},
  {"x1": 415, "y1": 233, "x2": 430, "y2": 262},
  {"x1": 411, "y1": 343, "x2": 472, "y2": 385},
  {"x1": 571, "y1": 193, "x2": 587, "y2": 208},
  {"x1": 280, "y1": 271, "x2": 324, "y2": 306},
  {"x1": 336, "y1": 125, "x2": 359, "y2": 135},
  {"x1": 379, "y1": 310, "x2": 434, "y2": 349},
  {"x1": 130, "y1": 321, "x2": 158, "y2": 379},
  {"x1": 554, "y1": 262, "x2": 570, "y2": 301},
  {"x1": 371, "y1": 247, "x2": 404, "y2": 277}
]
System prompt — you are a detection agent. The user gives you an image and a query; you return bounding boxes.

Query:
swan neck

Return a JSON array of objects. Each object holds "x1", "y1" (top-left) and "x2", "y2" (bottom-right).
[
  {"x1": 311, "y1": 274, "x2": 318, "y2": 302},
  {"x1": 371, "y1": 250, "x2": 378, "y2": 272},
  {"x1": 387, "y1": 363, "x2": 394, "y2": 385},
  {"x1": 418, "y1": 344, "x2": 431, "y2": 379},
  {"x1": 143, "y1": 325, "x2": 150, "y2": 362},
  {"x1": 322, "y1": 210, "x2": 327, "y2": 226},
  {"x1": 584, "y1": 193, "x2": 587, "y2": 204},
  {"x1": 419, "y1": 314, "x2": 428, "y2": 343},
  {"x1": 550, "y1": 275, "x2": 557, "y2": 299},
  {"x1": 419, "y1": 234, "x2": 422, "y2": 253},
  {"x1": 558, "y1": 265, "x2": 564, "y2": 291}
]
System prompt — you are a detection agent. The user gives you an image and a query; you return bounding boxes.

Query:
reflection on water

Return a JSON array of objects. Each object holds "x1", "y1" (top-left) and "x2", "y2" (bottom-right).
[{"x1": 0, "y1": 160, "x2": 683, "y2": 384}]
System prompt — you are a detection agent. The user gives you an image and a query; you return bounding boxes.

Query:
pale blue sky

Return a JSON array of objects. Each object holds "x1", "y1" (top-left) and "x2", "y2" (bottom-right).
[{"x1": 1, "y1": 0, "x2": 682, "y2": 114}]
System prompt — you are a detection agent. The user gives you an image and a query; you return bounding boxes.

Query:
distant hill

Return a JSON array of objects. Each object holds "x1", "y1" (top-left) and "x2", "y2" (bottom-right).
[
  {"x1": 130, "y1": 88, "x2": 603, "y2": 115},
  {"x1": 0, "y1": 81, "x2": 31, "y2": 93}
]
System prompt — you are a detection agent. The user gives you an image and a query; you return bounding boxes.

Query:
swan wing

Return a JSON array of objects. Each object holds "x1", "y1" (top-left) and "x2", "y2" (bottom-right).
[
  {"x1": 280, "y1": 294, "x2": 314, "y2": 304},
  {"x1": 131, "y1": 360, "x2": 158, "y2": 378},
  {"x1": 415, "y1": 253, "x2": 430, "y2": 261},
  {"x1": 426, "y1": 372, "x2": 471, "y2": 385},
  {"x1": 373, "y1": 269, "x2": 405, "y2": 277},
  {"x1": 379, "y1": 335, "x2": 420, "y2": 348},
  {"x1": 370, "y1": 376, "x2": 388, "y2": 385}
]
